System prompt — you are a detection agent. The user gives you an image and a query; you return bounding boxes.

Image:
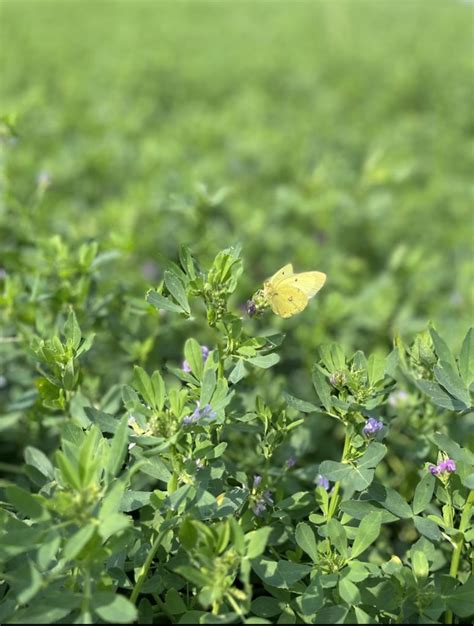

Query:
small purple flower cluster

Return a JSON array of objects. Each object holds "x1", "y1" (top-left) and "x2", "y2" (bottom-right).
[
  {"x1": 253, "y1": 490, "x2": 274, "y2": 516},
  {"x1": 182, "y1": 345, "x2": 210, "y2": 373},
  {"x1": 316, "y1": 474, "x2": 330, "y2": 491},
  {"x1": 253, "y1": 474, "x2": 263, "y2": 488},
  {"x1": 182, "y1": 402, "x2": 217, "y2": 426},
  {"x1": 363, "y1": 417, "x2": 384, "y2": 437},
  {"x1": 286, "y1": 456, "x2": 297, "y2": 469},
  {"x1": 246, "y1": 300, "x2": 257, "y2": 317},
  {"x1": 429, "y1": 458, "x2": 456, "y2": 476}
]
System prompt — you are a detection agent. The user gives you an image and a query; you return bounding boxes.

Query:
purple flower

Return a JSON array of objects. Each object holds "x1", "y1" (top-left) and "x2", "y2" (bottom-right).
[
  {"x1": 429, "y1": 464, "x2": 440, "y2": 476},
  {"x1": 182, "y1": 360, "x2": 192, "y2": 373},
  {"x1": 363, "y1": 417, "x2": 384, "y2": 437},
  {"x1": 253, "y1": 474, "x2": 263, "y2": 488},
  {"x1": 253, "y1": 500, "x2": 267, "y2": 516},
  {"x1": 246, "y1": 300, "x2": 257, "y2": 317},
  {"x1": 439, "y1": 459, "x2": 456, "y2": 473},
  {"x1": 182, "y1": 345, "x2": 210, "y2": 373},
  {"x1": 286, "y1": 456, "x2": 296, "y2": 469},
  {"x1": 429, "y1": 458, "x2": 457, "y2": 477},
  {"x1": 316, "y1": 474, "x2": 330, "y2": 491},
  {"x1": 252, "y1": 490, "x2": 274, "y2": 517},
  {"x1": 182, "y1": 401, "x2": 217, "y2": 426}
]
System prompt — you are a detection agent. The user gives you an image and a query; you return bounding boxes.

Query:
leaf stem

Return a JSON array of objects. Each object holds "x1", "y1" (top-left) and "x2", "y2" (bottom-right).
[
  {"x1": 444, "y1": 489, "x2": 473, "y2": 624},
  {"x1": 327, "y1": 430, "x2": 351, "y2": 520},
  {"x1": 130, "y1": 528, "x2": 168, "y2": 605}
]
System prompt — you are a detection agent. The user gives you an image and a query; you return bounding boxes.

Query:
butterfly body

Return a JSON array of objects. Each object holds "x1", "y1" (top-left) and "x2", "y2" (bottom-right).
[{"x1": 263, "y1": 263, "x2": 326, "y2": 318}]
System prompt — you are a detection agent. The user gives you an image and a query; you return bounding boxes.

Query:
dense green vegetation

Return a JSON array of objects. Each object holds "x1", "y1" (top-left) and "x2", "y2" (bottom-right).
[{"x1": 0, "y1": 1, "x2": 472, "y2": 624}]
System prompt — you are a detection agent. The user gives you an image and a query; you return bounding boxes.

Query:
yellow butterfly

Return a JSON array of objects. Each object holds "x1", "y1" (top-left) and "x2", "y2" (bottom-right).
[{"x1": 263, "y1": 263, "x2": 326, "y2": 318}]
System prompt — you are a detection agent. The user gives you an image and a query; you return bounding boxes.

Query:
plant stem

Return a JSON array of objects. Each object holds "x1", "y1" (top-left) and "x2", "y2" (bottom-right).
[
  {"x1": 130, "y1": 528, "x2": 167, "y2": 605},
  {"x1": 80, "y1": 567, "x2": 92, "y2": 622},
  {"x1": 444, "y1": 489, "x2": 473, "y2": 624},
  {"x1": 327, "y1": 430, "x2": 351, "y2": 521}
]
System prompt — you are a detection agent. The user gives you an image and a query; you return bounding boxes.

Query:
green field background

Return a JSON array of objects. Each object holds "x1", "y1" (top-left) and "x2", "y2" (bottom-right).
[{"x1": 1, "y1": 0, "x2": 473, "y2": 412}]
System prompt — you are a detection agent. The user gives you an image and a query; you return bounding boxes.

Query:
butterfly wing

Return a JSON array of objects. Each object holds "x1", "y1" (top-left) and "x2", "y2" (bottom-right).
[
  {"x1": 280, "y1": 271, "x2": 326, "y2": 298},
  {"x1": 266, "y1": 263, "x2": 294, "y2": 288},
  {"x1": 270, "y1": 285, "x2": 308, "y2": 318}
]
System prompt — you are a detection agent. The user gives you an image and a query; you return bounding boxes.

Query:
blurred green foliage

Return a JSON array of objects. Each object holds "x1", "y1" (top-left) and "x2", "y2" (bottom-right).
[
  {"x1": 0, "y1": 2, "x2": 473, "y2": 623},
  {"x1": 1, "y1": 0, "x2": 472, "y2": 350}
]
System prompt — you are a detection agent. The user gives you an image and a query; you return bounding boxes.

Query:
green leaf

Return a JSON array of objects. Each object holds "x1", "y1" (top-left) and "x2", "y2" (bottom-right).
[
  {"x1": 414, "y1": 516, "x2": 442, "y2": 541},
  {"x1": 151, "y1": 370, "x2": 166, "y2": 411},
  {"x1": 92, "y1": 592, "x2": 138, "y2": 624},
  {"x1": 246, "y1": 353, "x2": 280, "y2": 369},
  {"x1": 445, "y1": 577, "x2": 474, "y2": 617},
  {"x1": 9, "y1": 560, "x2": 43, "y2": 605},
  {"x1": 318, "y1": 460, "x2": 351, "y2": 482},
  {"x1": 5, "y1": 486, "x2": 46, "y2": 520},
  {"x1": 294, "y1": 576, "x2": 324, "y2": 620},
  {"x1": 357, "y1": 443, "x2": 387, "y2": 470},
  {"x1": 133, "y1": 366, "x2": 155, "y2": 407},
  {"x1": 120, "y1": 490, "x2": 152, "y2": 512},
  {"x1": 367, "y1": 352, "x2": 386, "y2": 386},
  {"x1": 340, "y1": 499, "x2": 398, "y2": 524},
  {"x1": 146, "y1": 289, "x2": 183, "y2": 313},
  {"x1": 229, "y1": 359, "x2": 246, "y2": 384},
  {"x1": 63, "y1": 524, "x2": 95, "y2": 560},
  {"x1": 245, "y1": 527, "x2": 272, "y2": 559},
  {"x1": 64, "y1": 309, "x2": 81, "y2": 350},
  {"x1": 314, "y1": 605, "x2": 348, "y2": 624},
  {"x1": 174, "y1": 565, "x2": 209, "y2": 587},
  {"x1": 431, "y1": 433, "x2": 474, "y2": 465},
  {"x1": 37, "y1": 531, "x2": 61, "y2": 569},
  {"x1": 368, "y1": 483, "x2": 413, "y2": 519},
  {"x1": 326, "y1": 519, "x2": 348, "y2": 559},
  {"x1": 251, "y1": 596, "x2": 282, "y2": 618},
  {"x1": 412, "y1": 473, "x2": 435, "y2": 515},
  {"x1": 338, "y1": 576, "x2": 361, "y2": 605},
  {"x1": 6, "y1": 604, "x2": 74, "y2": 624},
  {"x1": 312, "y1": 367, "x2": 332, "y2": 413},
  {"x1": 106, "y1": 414, "x2": 129, "y2": 478},
  {"x1": 350, "y1": 512, "x2": 382, "y2": 559},
  {"x1": 462, "y1": 473, "x2": 474, "y2": 489},
  {"x1": 459, "y1": 327, "x2": 474, "y2": 385},
  {"x1": 416, "y1": 379, "x2": 466, "y2": 411},
  {"x1": 184, "y1": 338, "x2": 204, "y2": 379},
  {"x1": 283, "y1": 393, "x2": 319, "y2": 413},
  {"x1": 165, "y1": 588, "x2": 187, "y2": 615},
  {"x1": 179, "y1": 244, "x2": 196, "y2": 280},
  {"x1": 434, "y1": 361, "x2": 471, "y2": 408},
  {"x1": 24, "y1": 446, "x2": 54, "y2": 481},
  {"x1": 295, "y1": 522, "x2": 318, "y2": 561},
  {"x1": 200, "y1": 364, "x2": 217, "y2": 406},
  {"x1": 252, "y1": 558, "x2": 311, "y2": 589},
  {"x1": 429, "y1": 327, "x2": 456, "y2": 369},
  {"x1": 140, "y1": 457, "x2": 172, "y2": 483},
  {"x1": 412, "y1": 550, "x2": 429, "y2": 582},
  {"x1": 164, "y1": 270, "x2": 190, "y2": 314},
  {"x1": 99, "y1": 513, "x2": 130, "y2": 541},
  {"x1": 55, "y1": 450, "x2": 81, "y2": 490}
]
